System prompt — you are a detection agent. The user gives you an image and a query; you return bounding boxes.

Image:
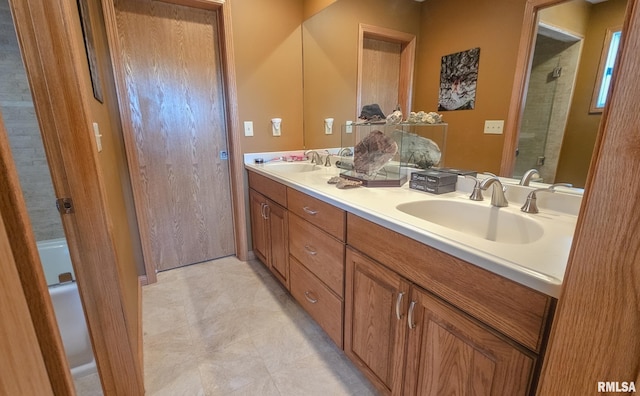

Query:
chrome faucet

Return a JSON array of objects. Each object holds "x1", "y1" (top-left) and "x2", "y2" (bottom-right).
[
  {"x1": 521, "y1": 183, "x2": 573, "y2": 213},
  {"x1": 479, "y1": 177, "x2": 509, "y2": 207},
  {"x1": 519, "y1": 169, "x2": 541, "y2": 186},
  {"x1": 304, "y1": 150, "x2": 322, "y2": 165}
]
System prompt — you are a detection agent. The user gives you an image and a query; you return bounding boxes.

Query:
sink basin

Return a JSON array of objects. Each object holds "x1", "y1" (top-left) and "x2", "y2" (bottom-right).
[
  {"x1": 396, "y1": 200, "x2": 544, "y2": 244},
  {"x1": 264, "y1": 162, "x2": 320, "y2": 173}
]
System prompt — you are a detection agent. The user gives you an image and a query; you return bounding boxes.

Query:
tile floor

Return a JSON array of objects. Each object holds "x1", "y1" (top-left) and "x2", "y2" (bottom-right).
[{"x1": 140, "y1": 256, "x2": 378, "y2": 395}]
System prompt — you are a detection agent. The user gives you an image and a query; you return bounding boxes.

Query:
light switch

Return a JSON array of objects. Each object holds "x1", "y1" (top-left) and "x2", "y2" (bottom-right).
[
  {"x1": 243, "y1": 121, "x2": 254, "y2": 137},
  {"x1": 345, "y1": 120, "x2": 353, "y2": 134},
  {"x1": 484, "y1": 120, "x2": 504, "y2": 135},
  {"x1": 92, "y1": 122, "x2": 103, "y2": 152}
]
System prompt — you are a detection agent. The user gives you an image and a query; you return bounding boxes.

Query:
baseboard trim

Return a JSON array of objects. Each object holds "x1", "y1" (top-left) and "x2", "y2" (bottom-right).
[{"x1": 137, "y1": 276, "x2": 144, "y2": 391}]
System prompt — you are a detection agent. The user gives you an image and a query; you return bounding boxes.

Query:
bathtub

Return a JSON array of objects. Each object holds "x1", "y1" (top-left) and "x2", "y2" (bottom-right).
[{"x1": 37, "y1": 238, "x2": 97, "y2": 379}]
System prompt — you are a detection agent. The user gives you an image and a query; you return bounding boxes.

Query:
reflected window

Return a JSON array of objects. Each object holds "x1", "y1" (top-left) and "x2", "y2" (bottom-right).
[{"x1": 591, "y1": 28, "x2": 622, "y2": 113}]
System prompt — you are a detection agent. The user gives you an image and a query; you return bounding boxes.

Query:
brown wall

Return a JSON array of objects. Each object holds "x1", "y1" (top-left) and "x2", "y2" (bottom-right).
[
  {"x1": 303, "y1": 0, "x2": 337, "y2": 20},
  {"x1": 302, "y1": 0, "x2": 422, "y2": 150},
  {"x1": 232, "y1": 0, "x2": 304, "y2": 154},
  {"x1": 555, "y1": 0, "x2": 627, "y2": 186},
  {"x1": 413, "y1": 0, "x2": 527, "y2": 174},
  {"x1": 74, "y1": 0, "x2": 144, "y2": 367}
]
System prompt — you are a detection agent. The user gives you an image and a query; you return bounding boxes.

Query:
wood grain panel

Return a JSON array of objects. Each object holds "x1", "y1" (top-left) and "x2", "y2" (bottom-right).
[
  {"x1": 345, "y1": 248, "x2": 410, "y2": 395},
  {"x1": 114, "y1": 0, "x2": 234, "y2": 271},
  {"x1": 289, "y1": 213, "x2": 344, "y2": 297},
  {"x1": 266, "y1": 199, "x2": 289, "y2": 288},
  {"x1": 0, "y1": 206, "x2": 54, "y2": 395},
  {"x1": 347, "y1": 213, "x2": 553, "y2": 352},
  {"x1": 290, "y1": 257, "x2": 343, "y2": 347},
  {"x1": 362, "y1": 37, "x2": 401, "y2": 115},
  {"x1": 248, "y1": 171, "x2": 287, "y2": 207},
  {"x1": 287, "y1": 187, "x2": 345, "y2": 240},
  {"x1": 404, "y1": 287, "x2": 534, "y2": 395},
  {"x1": 249, "y1": 189, "x2": 269, "y2": 264},
  {"x1": 0, "y1": 110, "x2": 58, "y2": 395}
]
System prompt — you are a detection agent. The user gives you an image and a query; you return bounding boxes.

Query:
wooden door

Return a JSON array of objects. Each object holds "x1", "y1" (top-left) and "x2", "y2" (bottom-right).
[
  {"x1": 357, "y1": 25, "x2": 416, "y2": 117},
  {"x1": 403, "y1": 286, "x2": 534, "y2": 396},
  {"x1": 114, "y1": 0, "x2": 234, "y2": 272},
  {"x1": 265, "y1": 200, "x2": 288, "y2": 287},
  {"x1": 361, "y1": 36, "x2": 402, "y2": 115},
  {"x1": 249, "y1": 189, "x2": 268, "y2": 265},
  {"x1": 345, "y1": 248, "x2": 410, "y2": 395}
]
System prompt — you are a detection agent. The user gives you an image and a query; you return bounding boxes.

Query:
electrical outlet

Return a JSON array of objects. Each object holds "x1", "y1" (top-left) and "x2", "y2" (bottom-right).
[
  {"x1": 243, "y1": 121, "x2": 254, "y2": 137},
  {"x1": 484, "y1": 120, "x2": 504, "y2": 134},
  {"x1": 346, "y1": 120, "x2": 353, "y2": 134}
]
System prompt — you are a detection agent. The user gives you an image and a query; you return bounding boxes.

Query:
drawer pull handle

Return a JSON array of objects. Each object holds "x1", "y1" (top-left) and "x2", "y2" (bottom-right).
[
  {"x1": 304, "y1": 291, "x2": 318, "y2": 304},
  {"x1": 304, "y1": 245, "x2": 318, "y2": 256},
  {"x1": 408, "y1": 301, "x2": 417, "y2": 329},
  {"x1": 303, "y1": 206, "x2": 318, "y2": 216},
  {"x1": 395, "y1": 292, "x2": 405, "y2": 320}
]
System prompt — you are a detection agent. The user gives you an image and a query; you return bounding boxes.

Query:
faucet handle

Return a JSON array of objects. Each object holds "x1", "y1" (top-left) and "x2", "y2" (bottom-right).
[
  {"x1": 464, "y1": 175, "x2": 483, "y2": 201},
  {"x1": 521, "y1": 183, "x2": 573, "y2": 213},
  {"x1": 323, "y1": 150, "x2": 332, "y2": 167}
]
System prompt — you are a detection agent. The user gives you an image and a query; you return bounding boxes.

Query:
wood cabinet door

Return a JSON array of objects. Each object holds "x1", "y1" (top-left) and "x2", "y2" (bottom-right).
[
  {"x1": 249, "y1": 189, "x2": 268, "y2": 264},
  {"x1": 266, "y1": 200, "x2": 289, "y2": 289},
  {"x1": 345, "y1": 248, "x2": 411, "y2": 395},
  {"x1": 403, "y1": 287, "x2": 534, "y2": 396}
]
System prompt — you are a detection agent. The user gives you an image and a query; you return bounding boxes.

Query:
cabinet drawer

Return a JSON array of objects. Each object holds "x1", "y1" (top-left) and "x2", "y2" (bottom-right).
[
  {"x1": 290, "y1": 257, "x2": 343, "y2": 348},
  {"x1": 289, "y1": 214, "x2": 344, "y2": 297},
  {"x1": 248, "y1": 171, "x2": 287, "y2": 207},
  {"x1": 347, "y1": 213, "x2": 554, "y2": 353},
  {"x1": 287, "y1": 188, "x2": 345, "y2": 241}
]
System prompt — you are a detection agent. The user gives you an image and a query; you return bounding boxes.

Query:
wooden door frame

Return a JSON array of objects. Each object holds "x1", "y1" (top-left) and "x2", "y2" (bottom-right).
[
  {"x1": 101, "y1": 0, "x2": 247, "y2": 284},
  {"x1": 7, "y1": 0, "x2": 144, "y2": 393},
  {"x1": 538, "y1": 0, "x2": 640, "y2": 392},
  {"x1": 356, "y1": 23, "x2": 416, "y2": 118},
  {"x1": 500, "y1": 0, "x2": 576, "y2": 176},
  {"x1": 0, "y1": 111, "x2": 68, "y2": 395}
]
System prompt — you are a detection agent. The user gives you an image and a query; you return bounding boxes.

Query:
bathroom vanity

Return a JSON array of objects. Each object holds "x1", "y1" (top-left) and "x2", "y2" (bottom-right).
[{"x1": 245, "y1": 154, "x2": 579, "y2": 395}]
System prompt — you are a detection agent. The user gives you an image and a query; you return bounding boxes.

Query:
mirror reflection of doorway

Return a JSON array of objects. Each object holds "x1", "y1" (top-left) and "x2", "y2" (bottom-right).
[{"x1": 515, "y1": 23, "x2": 582, "y2": 183}]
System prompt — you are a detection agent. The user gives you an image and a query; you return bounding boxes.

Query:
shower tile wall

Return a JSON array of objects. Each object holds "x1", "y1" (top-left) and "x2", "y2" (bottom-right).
[
  {"x1": 1, "y1": 0, "x2": 64, "y2": 241},
  {"x1": 516, "y1": 34, "x2": 581, "y2": 183}
]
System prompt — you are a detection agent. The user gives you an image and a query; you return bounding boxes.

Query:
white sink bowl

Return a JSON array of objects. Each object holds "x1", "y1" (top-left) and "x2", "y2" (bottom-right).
[
  {"x1": 396, "y1": 200, "x2": 544, "y2": 244},
  {"x1": 264, "y1": 162, "x2": 320, "y2": 173}
]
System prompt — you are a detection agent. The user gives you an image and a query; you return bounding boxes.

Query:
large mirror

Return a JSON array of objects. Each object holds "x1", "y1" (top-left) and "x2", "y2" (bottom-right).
[{"x1": 302, "y1": 0, "x2": 628, "y2": 188}]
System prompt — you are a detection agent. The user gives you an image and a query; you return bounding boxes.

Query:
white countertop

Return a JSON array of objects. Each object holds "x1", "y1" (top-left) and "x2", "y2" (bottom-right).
[{"x1": 245, "y1": 152, "x2": 580, "y2": 298}]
